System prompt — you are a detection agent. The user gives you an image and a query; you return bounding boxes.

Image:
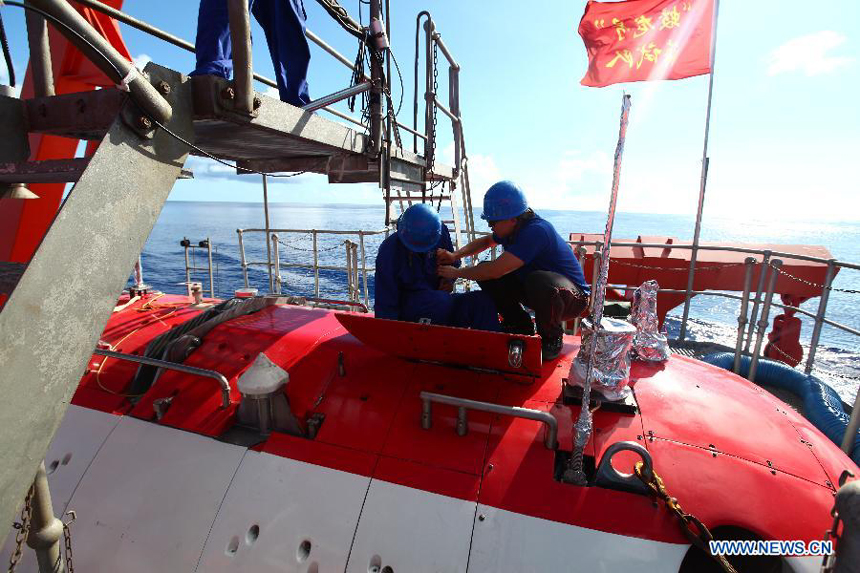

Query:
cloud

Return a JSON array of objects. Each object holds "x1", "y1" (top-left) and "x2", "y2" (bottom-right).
[
  {"x1": 132, "y1": 53, "x2": 152, "y2": 71},
  {"x1": 183, "y1": 156, "x2": 308, "y2": 184},
  {"x1": 263, "y1": 86, "x2": 280, "y2": 99},
  {"x1": 765, "y1": 31, "x2": 853, "y2": 76},
  {"x1": 0, "y1": 61, "x2": 22, "y2": 97}
]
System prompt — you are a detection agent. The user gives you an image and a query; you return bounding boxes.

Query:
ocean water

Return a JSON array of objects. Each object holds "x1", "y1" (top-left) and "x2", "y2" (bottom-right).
[{"x1": 136, "y1": 201, "x2": 860, "y2": 401}]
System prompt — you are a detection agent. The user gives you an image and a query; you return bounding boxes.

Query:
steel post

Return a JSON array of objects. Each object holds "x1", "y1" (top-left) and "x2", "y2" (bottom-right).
[
  {"x1": 261, "y1": 175, "x2": 273, "y2": 294},
  {"x1": 748, "y1": 259, "x2": 782, "y2": 382},
  {"x1": 359, "y1": 232, "x2": 369, "y2": 307},
  {"x1": 183, "y1": 240, "x2": 191, "y2": 285},
  {"x1": 0, "y1": 66, "x2": 192, "y2": 538},
  {"x1": 227, "y1": 0, "x2": 254, "y2": 115},
  {"x1": 237, "y1": 229, "x2": 249, "y2": 288},
  {"x1": 745, "y1": 251, "x2": 772, "y2": 352},
  {"x1": 841, "y1": 386, "x2": 860, "y2": 455},
  {"x1": 206, "y1": 237, "x2": 214, "y2": 298},
  {"x1": 28, "y1": 0, "x2": 171, "y2": 123},
  {"x1": 271, "y1": 233, "x2": 280, "y2": 294},
  {"x1": 591, "y1": 245, "x2": 602, "y2": 314},
  {"x1": 313, "y1": 231, "x2": 319, "y2": 297},
  {"x1": 24, "y1": 4, "x2": 55, "y2": 97},
  {"x1": 678, "y1": 0, "x2": 721, "y2": 341},
  {"x1": 25, "y1": 462, "x2": 64, "y2": 573},
  {"x1": 805, "y1": 259, "x2": 837, "y2": 375},
  {"x1": 368, "y1": 0, "x2": 384, "y2": 155},
  {"x1": 423, "y1": 18, "x2": 434, "y2": 168},
  {"x1": 733, "y1": 257, "x2": 756, "y2": 374}
]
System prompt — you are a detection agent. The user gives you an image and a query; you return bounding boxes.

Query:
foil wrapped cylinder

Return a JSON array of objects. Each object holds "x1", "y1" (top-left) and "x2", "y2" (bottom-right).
[
  {"x1": 629, "y1": 280, "x2": 670, "y2": 362},
  {"x1": 570, "y1": 317, "x2": 636, "y2": 401}
]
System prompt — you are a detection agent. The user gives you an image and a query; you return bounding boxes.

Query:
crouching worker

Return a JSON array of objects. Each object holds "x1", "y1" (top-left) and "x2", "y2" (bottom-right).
[
  {"x1": 437, "y1": 181, "x2": 590, "y2": 360},
  {"x1": 375, "y1": 204, "x2": 501, "y2": 331}
]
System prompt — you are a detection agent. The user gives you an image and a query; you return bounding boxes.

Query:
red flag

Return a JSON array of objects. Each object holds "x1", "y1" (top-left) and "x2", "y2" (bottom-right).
[{"x1": 579, "y1": 0, "x2": 714, "y2": 88}]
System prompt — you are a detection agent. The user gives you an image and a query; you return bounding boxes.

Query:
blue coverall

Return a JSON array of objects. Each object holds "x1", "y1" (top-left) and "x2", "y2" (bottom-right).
[
  {"x1": 374, "y1": 226, "x2": 501, "y2": 331},
  {"x1": 191, "y1": 0, "x2": 311, "y2": 107}
]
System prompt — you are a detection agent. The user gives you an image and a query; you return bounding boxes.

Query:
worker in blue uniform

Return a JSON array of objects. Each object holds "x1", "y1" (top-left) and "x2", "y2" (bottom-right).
[
  {"x1": 375, "y1": 204, "x2": 501, "y2": 331},
  {"x1": 191, "y1": 0, "x2": 311, "y2": 107},
  {"x1": 437, "y1": 181, "x2": 590, "y2": 360}
]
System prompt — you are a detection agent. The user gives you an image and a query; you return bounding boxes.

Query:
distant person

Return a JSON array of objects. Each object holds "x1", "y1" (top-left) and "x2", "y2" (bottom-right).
[
  {"x1": 375, "y1": 204, "x2": 501, "y2": 331},
  {"x1": 437, "y1": 181, "x2": 590, "y2": 360},
  {"x1": 191, "y1": 0, "x2": 311, "y2": 106}
]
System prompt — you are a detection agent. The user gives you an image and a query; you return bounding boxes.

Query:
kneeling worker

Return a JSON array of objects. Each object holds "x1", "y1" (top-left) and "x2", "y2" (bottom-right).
[
  {"x1": 437, "y1": 181, "x2": 590, "y2": 360},
  {"x1": 375, "y1": 204, "x2": 501, "y2": 331}
]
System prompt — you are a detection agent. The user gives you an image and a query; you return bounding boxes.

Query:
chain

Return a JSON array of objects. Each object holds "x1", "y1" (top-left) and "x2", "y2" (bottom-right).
[
  {"x1": 62, "y1": 511, "x2": 76, "y2": 573},
  {"x1": 610, "y1": 259, "x2": 745, "y2": 272},
  {"x1": 277, "y1": 237, "x2": 349, "y2": 253},
  {"x1": 427, "y1": 41, "x2": 439, "y2": 184},
  {"x1": 8, "y1": 486, "x2": 34, "y2": 573},
  {"x1": 634, "y1": 462, "x2": 738, "y2": 573},
  {"x1": 776, "y1": 266, "x2": 860, "y2": 295}
]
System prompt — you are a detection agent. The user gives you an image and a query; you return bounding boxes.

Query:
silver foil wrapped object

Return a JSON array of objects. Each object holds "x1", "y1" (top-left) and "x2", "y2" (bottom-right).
[
  {"x1": 570, "y1": 317, "x2": 636, "y2": 401},
  {"x1": 629, "y1": 280, "x2": 670, "y2": 362}
]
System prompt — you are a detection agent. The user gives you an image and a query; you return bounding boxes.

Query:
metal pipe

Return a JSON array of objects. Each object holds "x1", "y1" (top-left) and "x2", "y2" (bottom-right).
[
  {"x1": 423, "y1": 17, "x2": 434, "y2": 167},
  {"x1": 413, "y1": 11, "x2": 431, "y2": 154},
  {"x1": 433, "y1": 96, "x2": 458, "y2": 123},
  {"x1": 240, "y1": 228, "x2": 388, "y2": 236},
  {"x1": 733, "y1": 257, "x2": 756, "y2": 374},
  {"x1": 93, "y1": 349, "x2": 232, "y2": 409},
  {"x1": 590, "y1": 245, "x2": 602, "y2": 314},
  {"x1": 746, "y1": 251, "x2": 771, "y2": 353},
  {"x1": 271, "y1": 233, "x2": 281, "y2": 294},
  {"x1": 679, "y1": 0, "x2": 721, "y2": 341},
  {"x1": 206, "y1": 237, "x2": 214, "y2": 298},
  {"x1": 28, "y1": 0, "x2": 171, "y2": 123},
  {"x1": 449, "y1": 66, "x2": 461, "y2": 177},
  {"x1": 359, "y1": 232, "x2": 369, "y2": 307},
  {"x1": 183, "y1": 240, "x2": 191, "y2": 285},
  {"x1": 305, "y1": 29, "x2": 364, "y2": 77},
  {"x1": 431, "y1": 32, "x2": 459, "y2": 69},
  {"x1": 25, "y1": 461, "x2": 64, "y2": 573},
  {"x1": 748, "y1": 259, "x2": 782, "y2": 382},
  {"x1": 261, "y1": 175, "x2": 273, "y2": 294},
  {"x1": 344, "y1": 240, "x2": 352, "y2": 301},
  {"x1": 312, "y1": 231, "x2": 319, "y2": 297},
  {"x1": 227, "y1": 0, "x2": 254, "y2": 114},
  {"x1": 805, "y1": 259, "x2": 837, "y2": 375},
  {"x1": 396, "y1": 121, "x2": 426, "y2": 140},
  {"x1": 237, "y1": 229, "x2": 249, "y2": 288},
  {"x1": 420, "y1": 391, "x2": 558, "y2": 450},
  {"x1": 302, "y1": 81, "x2": 371, "y2": 113},
  {"x1": 24, "y1": 4, "x2": 55, "y2": 97},
  {"x1": 841, "y1": 386, "x2": 860, "y2": 455},
  {"x1": 368, "y1": 0, "x2": 383, "y2": 155}
]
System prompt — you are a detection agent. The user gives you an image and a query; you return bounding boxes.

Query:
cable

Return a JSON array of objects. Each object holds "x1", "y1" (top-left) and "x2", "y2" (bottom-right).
[
  {"x1": 389, "y1": 44, "x2": 404, "y2": 118},
  {"x1": 0, "y1": 10, "x2": 15, "y2": 87}
]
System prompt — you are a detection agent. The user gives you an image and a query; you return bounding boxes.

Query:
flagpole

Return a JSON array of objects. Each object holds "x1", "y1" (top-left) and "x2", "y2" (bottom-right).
[{"x1": 678, "y1": 0, "x2": 721, "y2": 341}]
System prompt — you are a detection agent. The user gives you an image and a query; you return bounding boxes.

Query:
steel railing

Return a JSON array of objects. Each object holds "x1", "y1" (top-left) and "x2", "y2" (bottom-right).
[{"x1": 236, "y1": 227, "x2": 389, "y2": 307}]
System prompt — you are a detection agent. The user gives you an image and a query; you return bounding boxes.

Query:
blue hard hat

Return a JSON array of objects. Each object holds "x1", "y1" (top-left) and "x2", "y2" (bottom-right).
[
  {"x1": 481, "y1": 181, "x2": 528, "y2": 221},
  {"x1": 397, "y1": 203, "x2": 442, "y2": 252}
]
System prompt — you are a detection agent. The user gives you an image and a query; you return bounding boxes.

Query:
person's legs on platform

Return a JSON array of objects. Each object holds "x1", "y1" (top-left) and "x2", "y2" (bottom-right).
[
  {"x1": 401, "y1": 290, "x2": 456, "y2": 326},
  {"x1": 251, "y1": 0, "x2": 311, "y2": 106},
  {"x1": 191, "y1": 0, "x2": 234, "y2": 77},
  {"x1": 450, "y1": 291, "x2": 501, "y2": 332},
  {"x1": 524, "y1": 270, "x2": 589, "y2": 360},
  {"x1": 477, "y1": 272, "x2": 534, "y2": 335}
]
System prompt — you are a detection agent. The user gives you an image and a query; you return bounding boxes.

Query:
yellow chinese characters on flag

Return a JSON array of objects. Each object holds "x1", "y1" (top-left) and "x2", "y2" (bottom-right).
[{"x1": 579, "y1": 0, "x2": 714, "y2": 87}]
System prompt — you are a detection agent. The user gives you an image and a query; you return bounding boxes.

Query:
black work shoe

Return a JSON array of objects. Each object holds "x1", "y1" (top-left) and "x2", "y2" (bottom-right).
[{"x1": 541, "y1": 336, "x2": 564, "y2": 361}]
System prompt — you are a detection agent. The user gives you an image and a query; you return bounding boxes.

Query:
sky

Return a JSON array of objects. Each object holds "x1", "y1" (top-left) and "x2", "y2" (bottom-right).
[{"x1": 0, "y1": 0, "x2": 858, "y2": 221}]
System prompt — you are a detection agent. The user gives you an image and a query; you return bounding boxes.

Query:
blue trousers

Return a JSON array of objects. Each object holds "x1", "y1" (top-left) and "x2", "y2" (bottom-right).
[
  {"x1": 191, "y1": 0, "x2": 311, "y2": 106},
  {"x1": 401, "y1": 290, "x2": 501, "y2": 332}
]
